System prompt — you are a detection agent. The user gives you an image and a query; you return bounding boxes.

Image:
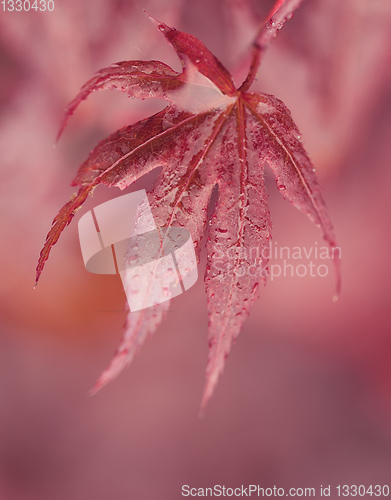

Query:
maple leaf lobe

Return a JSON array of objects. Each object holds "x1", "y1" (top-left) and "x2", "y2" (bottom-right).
[{"x1": 146, "y1": 13, "x2": 236, "y2": 95}]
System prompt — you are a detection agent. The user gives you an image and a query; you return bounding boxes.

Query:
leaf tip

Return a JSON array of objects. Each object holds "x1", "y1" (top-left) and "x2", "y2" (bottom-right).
[
  {"x1": 89, "y1": 365, "x2": 117, "y2": 395},
  {"x1": 88, "y1": 381, "x2": 103, "y2": 397},
  {"x1": 34, "y1": 270, "x2": 40, "y2": 288},
  {"x1": 144, "y1": 11, "x2": 172, "y2": 34},
  {"x1": 56, "y1": 118, "x2": 68, "y2": 143},
  {"x1": 199, "y1": 393, "x2": 210, "y2": 417},
  {"x1": 199, "y1": 369, "x2": 220, "y2": 414},
  {"x1": 35, "y1": 264, "x2": 43, "y2": 288},
  {"x1": 88, "y1": 368, "x2": 112, "y2": 396}
]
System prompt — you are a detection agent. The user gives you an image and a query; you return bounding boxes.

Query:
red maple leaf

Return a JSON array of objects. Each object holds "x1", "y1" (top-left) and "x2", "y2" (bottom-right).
[{"x1": 36, "y1": 0, "x2": 340, "y2": 410}]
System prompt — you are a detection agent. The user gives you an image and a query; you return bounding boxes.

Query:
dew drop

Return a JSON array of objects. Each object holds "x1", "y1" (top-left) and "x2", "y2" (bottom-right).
[
  {"x1": 158, "y1": 24, "x2": 165, "y2": 31},
  {"x1": 277, "y1": 184, "x2": 286, "y2": 191}
]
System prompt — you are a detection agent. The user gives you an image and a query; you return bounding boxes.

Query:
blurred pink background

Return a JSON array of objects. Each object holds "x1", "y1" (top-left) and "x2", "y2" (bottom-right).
[{"x1": 1, "y1": 0, "x2": 391, "y2": 498}]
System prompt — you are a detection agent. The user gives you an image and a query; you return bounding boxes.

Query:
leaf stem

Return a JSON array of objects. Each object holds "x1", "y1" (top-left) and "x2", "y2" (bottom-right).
[{"x1": 238, "y1": 0, "x2": 305, "y2": 93}]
